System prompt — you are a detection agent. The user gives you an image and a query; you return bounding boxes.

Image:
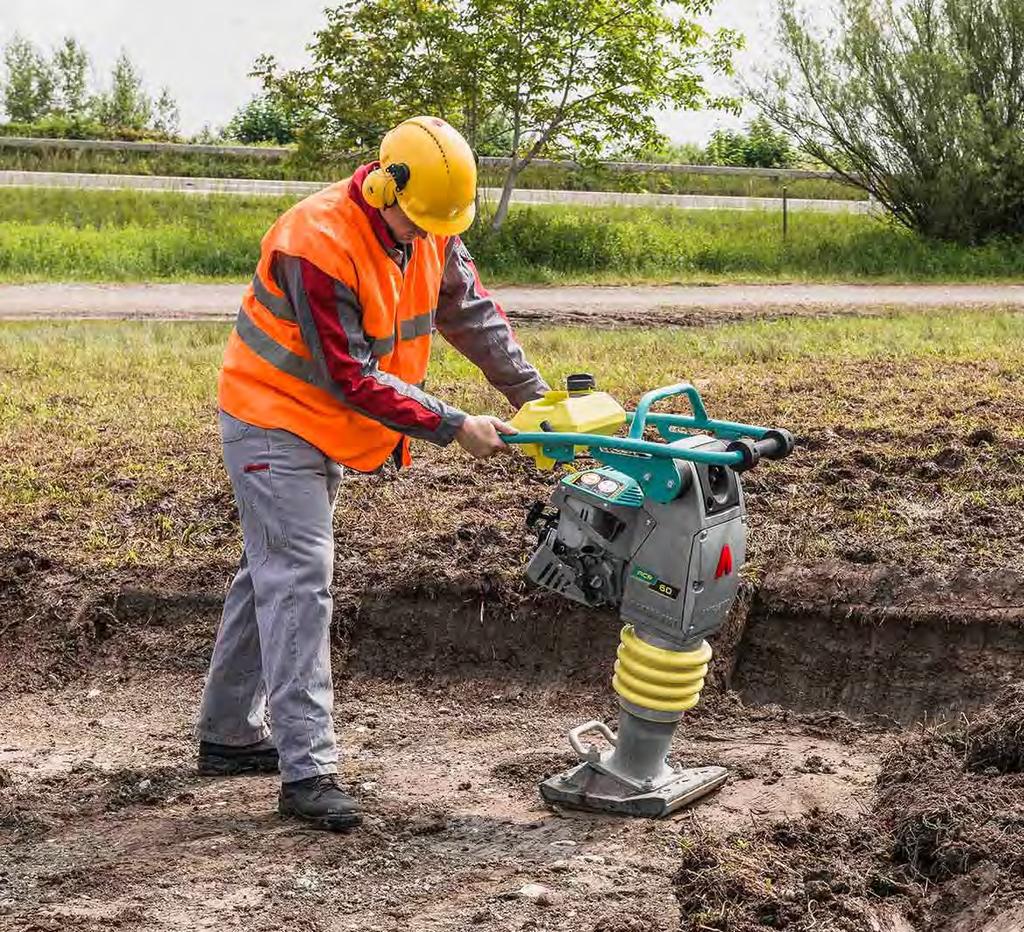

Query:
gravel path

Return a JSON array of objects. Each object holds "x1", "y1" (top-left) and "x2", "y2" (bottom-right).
[{"x1": 1, "y1": 281, "x2": 1022, "y2": 326}]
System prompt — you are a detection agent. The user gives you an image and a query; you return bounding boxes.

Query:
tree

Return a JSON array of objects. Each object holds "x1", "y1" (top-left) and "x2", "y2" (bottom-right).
[
  {"x1": 152, "y1": 87, "x2": 180, "y2": 136},
  {"x1": 94, "y1": 51, "x2": 153, "y2": 131},
  {"x1": 1, "y1": 34, "x2": 56, "y2": 122},
  {"x1": 51, "y1": 36, "x2": 90, "y2": 117},
  {"x1": 225, "y1": 94, "x2": 295, "y2": 144},
  {"x1": 705, "y1": 116, "x2": 795, "y2": 168},
  {"x1": 256, "y1": 0, "x2": 742, "y2": 229},
  {"x1": 756, "y1": 0, "x2": 1024, "y2": 244}
]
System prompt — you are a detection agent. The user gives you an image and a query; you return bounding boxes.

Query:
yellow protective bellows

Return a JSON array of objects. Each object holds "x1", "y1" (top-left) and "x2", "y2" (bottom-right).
[
  {"x1": 368, "y1": 116, "x2": 477, "y2": 236},
  {"x1": 612, "y1": 626, "x2": 711, "y2": 713}
]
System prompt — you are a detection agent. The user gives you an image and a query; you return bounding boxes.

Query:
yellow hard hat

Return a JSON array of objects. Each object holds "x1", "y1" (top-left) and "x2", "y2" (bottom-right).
[{"x1": 361, "y1": 116, "x2": 477, "y2": 236}]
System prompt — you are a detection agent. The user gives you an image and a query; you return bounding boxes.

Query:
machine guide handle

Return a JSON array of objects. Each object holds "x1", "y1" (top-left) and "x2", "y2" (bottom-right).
[
  {"x1": 502, "y1": 381, "x2": 795, "y2": 475},
  {"x1": 725, "y1": 428, "x2": 796, "y2": 472}
]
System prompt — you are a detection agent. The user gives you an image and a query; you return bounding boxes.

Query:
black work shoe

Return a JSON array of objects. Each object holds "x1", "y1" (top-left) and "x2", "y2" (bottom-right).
[
  {"x1": 278, "y1": 774, "x2": 362, "y2": 831},
  {"x1": 198, "y1": 737, "x2": 280, "y2": 776}
]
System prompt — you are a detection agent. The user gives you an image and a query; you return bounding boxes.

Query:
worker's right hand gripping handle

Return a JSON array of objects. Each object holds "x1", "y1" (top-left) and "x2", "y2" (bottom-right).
[{"x1": 725, "y1": 428, "x2": 796, "y2": 473}]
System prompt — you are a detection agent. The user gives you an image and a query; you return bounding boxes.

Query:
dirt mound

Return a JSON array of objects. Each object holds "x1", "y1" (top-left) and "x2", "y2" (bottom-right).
[{"x1": 673, "y1": 686, "x2": 1024, "y2": 931}]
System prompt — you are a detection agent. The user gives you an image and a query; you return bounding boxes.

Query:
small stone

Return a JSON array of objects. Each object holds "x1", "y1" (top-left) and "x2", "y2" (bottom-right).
[
  {"x1": 137, "y1": 778, "x2": 152, "y2": 792},
  {"x1": 517, "y1": 883, "x2": 556, "y2": 905},
  {"x1": 86, "y1": 688, "x2": 101, "y2": 699},
  {"x1": 550, "y1": 839, "x2": 577, "y2": 848},
  {"x1": 360, "y1": 781, "x2": 378, "y2": 792},
  {"x1": 438, "y1": 706, "x2": 452, "y2": 714},
  {"x1": 457, "y1": 781, "x2": 472, "y2": 791}
]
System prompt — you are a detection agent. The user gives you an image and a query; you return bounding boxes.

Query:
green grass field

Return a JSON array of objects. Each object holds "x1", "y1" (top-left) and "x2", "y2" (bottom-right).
[
  {"x1": 1, "y1": 187, "x2": 1022, "y2": 285},
  {"x1": 1, "y1": 311, "x2": 1021, "y2": 578},
  {"x1": 0, "y1": 143, "x2": 863, "y2": 201}
]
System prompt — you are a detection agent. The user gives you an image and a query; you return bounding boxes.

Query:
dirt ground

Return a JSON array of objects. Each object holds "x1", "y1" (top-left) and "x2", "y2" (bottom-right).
[
  {"x1": 0, "y1": 669, "x2": 883, "y2": 932},
  {"x1": 1, "y1": 543, "x2": 1022, "y2": 932}
]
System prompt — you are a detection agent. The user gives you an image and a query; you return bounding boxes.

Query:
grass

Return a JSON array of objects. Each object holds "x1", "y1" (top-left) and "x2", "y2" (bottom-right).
[
  {"x1": 1, "y1": 187, "x2": 1022, "y2": 285},
  {"x1": 1, "y1": 311, "x2": 1022, "y2": 584},
  {"x1": 0, "y1": 144, "x2": 864, "y2": 200}
]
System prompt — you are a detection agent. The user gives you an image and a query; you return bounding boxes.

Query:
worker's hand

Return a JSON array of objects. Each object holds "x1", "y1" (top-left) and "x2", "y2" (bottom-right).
[{"x1": 455, "y1": 415, "x2": 517, "y2": 459}]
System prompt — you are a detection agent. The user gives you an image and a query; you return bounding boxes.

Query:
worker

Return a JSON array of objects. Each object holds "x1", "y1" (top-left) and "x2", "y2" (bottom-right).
[{"x1": 194, "y1": 116, "x2": 548, "y2": 831}]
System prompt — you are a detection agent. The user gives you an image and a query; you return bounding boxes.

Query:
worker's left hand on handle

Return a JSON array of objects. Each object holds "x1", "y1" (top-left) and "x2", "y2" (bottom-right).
[{"x1": 455, "y1": 415, "x2": 518, "y2": 460}]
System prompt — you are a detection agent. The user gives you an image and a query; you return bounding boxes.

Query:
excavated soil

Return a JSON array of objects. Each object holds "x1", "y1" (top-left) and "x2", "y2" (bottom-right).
[{"x1": 1, "y1": 542, "x2": 1022, "y2": 931}]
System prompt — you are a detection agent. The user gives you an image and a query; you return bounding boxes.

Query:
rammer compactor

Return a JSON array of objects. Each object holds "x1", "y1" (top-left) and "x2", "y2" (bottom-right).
[{"x1": 505, "y1": 376, "x2": 794, "y2": 818}]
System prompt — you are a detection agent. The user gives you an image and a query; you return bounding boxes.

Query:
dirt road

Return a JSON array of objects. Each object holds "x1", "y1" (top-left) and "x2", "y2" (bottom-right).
[{"x1": 1, "y1": 281, "x2": 1023, "y2": 326}]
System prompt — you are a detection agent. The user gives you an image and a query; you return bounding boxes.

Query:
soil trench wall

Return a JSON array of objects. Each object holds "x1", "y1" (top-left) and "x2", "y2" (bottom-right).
[
  {"x1": 4, "y1": 552, "x2": 1021, "y2": 727},
  {"x1": 733, "y1": 562, "x2": 1024, "y2": 723}
]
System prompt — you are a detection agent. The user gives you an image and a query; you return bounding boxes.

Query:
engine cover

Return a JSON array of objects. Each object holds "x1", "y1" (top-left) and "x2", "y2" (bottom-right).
[{"x1": 525, "y1": 436, "x2": 747, "y2": 647}]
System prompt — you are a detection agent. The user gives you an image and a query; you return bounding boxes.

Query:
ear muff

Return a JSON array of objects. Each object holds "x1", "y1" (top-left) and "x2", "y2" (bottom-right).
[{"x1": 361, "y1": 163, "x2": 410, "y2": 209}]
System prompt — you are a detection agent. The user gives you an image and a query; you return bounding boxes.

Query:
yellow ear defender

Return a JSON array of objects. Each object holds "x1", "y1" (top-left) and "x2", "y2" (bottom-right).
[{"x1": 362, "y1": 163, "x2": 410, "y2": 209}]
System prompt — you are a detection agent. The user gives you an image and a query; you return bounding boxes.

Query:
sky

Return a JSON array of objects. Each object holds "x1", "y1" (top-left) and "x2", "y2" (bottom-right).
[{"x1": 0, "y1": 0, "x2": 780, "y2": 143}]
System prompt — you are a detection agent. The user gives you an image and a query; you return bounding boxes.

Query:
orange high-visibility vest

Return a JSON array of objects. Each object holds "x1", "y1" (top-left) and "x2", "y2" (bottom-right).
[{"x1": 218, "y1": 179, "x2": 447, "y2": 471}]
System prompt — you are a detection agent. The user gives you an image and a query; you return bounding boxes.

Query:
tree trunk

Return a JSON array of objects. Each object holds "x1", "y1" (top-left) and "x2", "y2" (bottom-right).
[{"x1": 490, "y1": 162, "x2": 521, "y2": 232}]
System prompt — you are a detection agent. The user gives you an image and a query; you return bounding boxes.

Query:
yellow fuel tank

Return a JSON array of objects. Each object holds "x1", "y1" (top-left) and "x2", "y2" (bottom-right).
[{"x1": 511, "y1": 374, "x2": 626, "y2": 469}]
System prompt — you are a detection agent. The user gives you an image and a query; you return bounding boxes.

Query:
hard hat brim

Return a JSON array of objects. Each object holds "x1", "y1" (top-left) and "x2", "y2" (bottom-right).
[{"x1": 398, "y1": 195, "x2": 477, "y2": 237}]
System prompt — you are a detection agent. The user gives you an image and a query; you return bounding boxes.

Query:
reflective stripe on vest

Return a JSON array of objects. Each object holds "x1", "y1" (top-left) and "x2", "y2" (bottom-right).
[
  {"x1": 251, "y1": 273, "x2": 296, "y2": 322},
  {"x1": 234, "y1": 307, "x2": 323, "y2": 388},
  {"x1": 369, "y1": 334, "x2": 396, "y2": 357},
  {"x1": 399, "y1": 309, "x2": 435, "y2": 341}
]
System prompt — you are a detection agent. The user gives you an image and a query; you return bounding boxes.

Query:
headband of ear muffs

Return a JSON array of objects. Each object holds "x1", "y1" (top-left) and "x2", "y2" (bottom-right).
[{"x1": 361, "y1": 163, "x2": 411, "y2": 209}]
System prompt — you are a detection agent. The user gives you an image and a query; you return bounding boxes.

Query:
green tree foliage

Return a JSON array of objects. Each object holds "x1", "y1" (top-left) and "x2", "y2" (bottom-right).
[
  {"x1": 705, "y1": 116, "x2": 795, "y2": 168},
  {"x1": 51, "y1": 37, "x2": 89, "y2": 116},
  {"x1": 152, "y1": 88, "x2": 180, "y2": 137},
  {"x1": 225, "y1": 94, "x2": 295, "y2": 144},
  {"x1": 0, "y1": 37, "x2": 180, "y2": 139},
  {"x1": 256, "y1": 0, "x2": 742, "y2": 229},
  {"x1": 635, "y1": 140, "x2": 709, "y2": 164},
  {"x1": 1, "y1": 34, "x2": 56, "y2": 122},
  {"x1": 758, "y1": 0, "x2": 1024, "y2": 244},
  {"x1": 93, "y1": 51, "x2": 153, "y2": 131}
]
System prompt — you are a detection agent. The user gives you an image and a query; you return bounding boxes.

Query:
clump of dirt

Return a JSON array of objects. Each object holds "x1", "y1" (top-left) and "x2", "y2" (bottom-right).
[
  {"x1": 675, "y1": 810, "x2": 890, "y2": 932},
  {"x1": 674, "y1": 686, "x2": 1024, "y2": 931},
  {"x1": 0, "y1": 761, "x2": 199, "y2": 834},
  {"x1": 960, "y1": 685, "x2": 1024, "y2": 775},
  {"x1": 490, "y1": 751, "x2": 576, "y2": 791}
]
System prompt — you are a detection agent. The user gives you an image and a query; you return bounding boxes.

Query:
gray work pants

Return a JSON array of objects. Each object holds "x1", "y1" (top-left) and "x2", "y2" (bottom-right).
[{"x1": 197, "y1": 411, "x2": 343, "y2": 782}]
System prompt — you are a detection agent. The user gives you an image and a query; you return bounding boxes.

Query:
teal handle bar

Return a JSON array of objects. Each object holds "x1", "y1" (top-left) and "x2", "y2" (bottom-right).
[
  {"x1": 504, "y1": 430, "x2": 745, "y2": 467},
  {"x1": 503, "y1": 381, "x2": 772, "y2": 466},
  {"x1": 628, "y1": 383, "x2": 709, "y2": 439}
]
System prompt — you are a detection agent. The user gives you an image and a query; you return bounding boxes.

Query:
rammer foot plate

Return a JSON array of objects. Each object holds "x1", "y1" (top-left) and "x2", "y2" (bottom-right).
[{"x1": 539, "y1": 762, "x2": 728, "y2": 818}]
